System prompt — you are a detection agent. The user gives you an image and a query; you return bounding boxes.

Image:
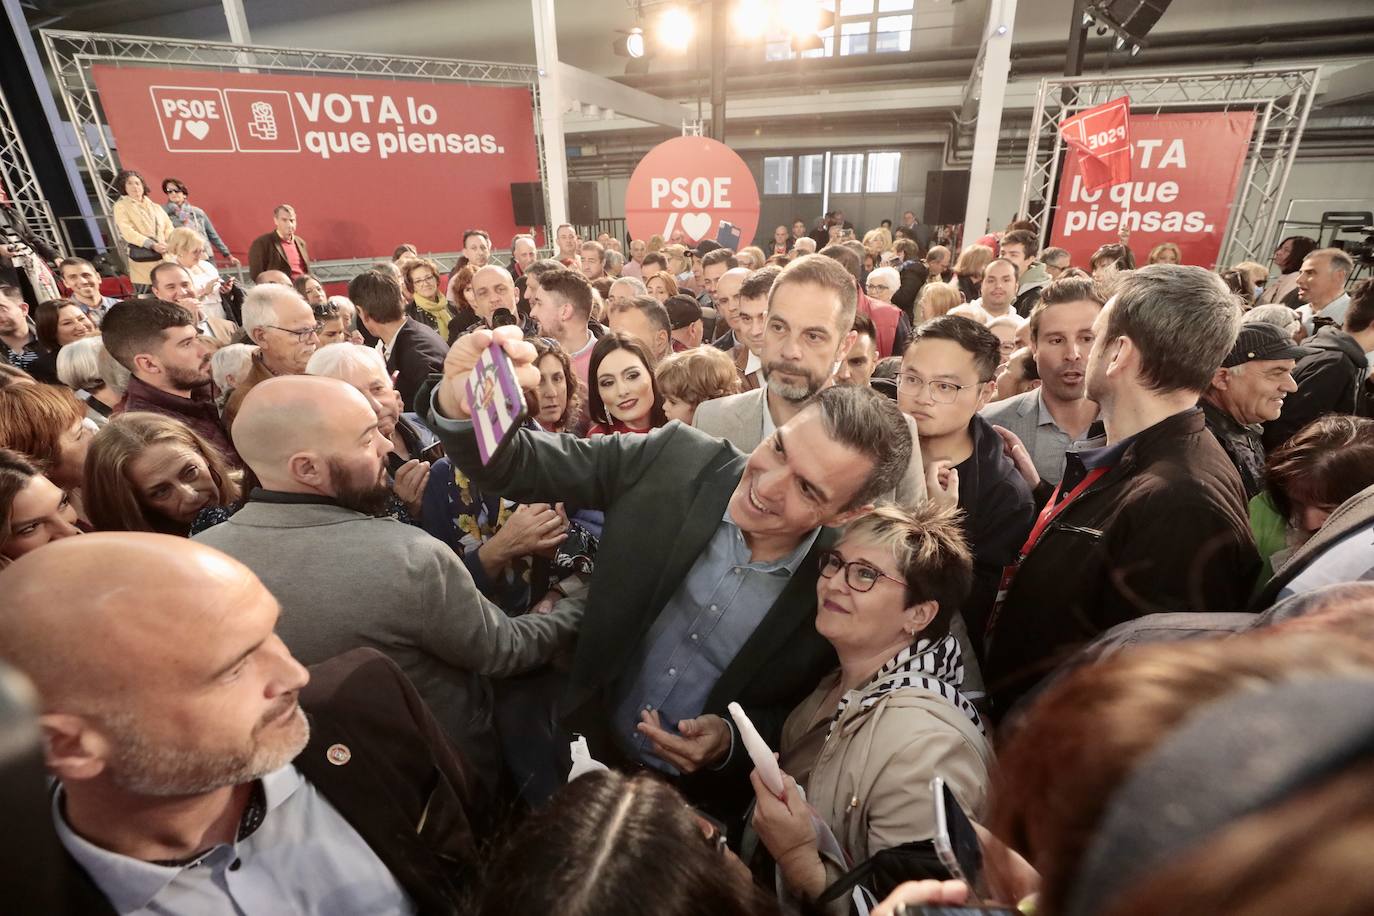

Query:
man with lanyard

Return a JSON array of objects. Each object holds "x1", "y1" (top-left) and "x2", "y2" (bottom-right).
[{"x1": 983, "y1": 265, "x2": 1261, "y2": 720}]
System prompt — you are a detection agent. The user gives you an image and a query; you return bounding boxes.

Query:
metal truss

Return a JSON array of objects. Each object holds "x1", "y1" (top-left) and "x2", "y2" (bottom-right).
[
  {"x1": 1017, "y1": 67, "x2": 1319, "y2": 269},
  {"x1": 0, "y1": 82, "x2": 64, "y2": 255},
  {"x1": 40, "y1": 29, "x2": 547, "y2": 268}
]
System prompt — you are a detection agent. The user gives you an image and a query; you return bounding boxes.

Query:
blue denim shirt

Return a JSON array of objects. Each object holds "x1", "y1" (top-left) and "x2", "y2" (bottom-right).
[{"x1": 612, "y1": 507, "x2": 819, "y2": 772}]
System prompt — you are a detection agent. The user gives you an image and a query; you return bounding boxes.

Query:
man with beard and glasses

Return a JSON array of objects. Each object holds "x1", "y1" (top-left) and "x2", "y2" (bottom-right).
[
  {"x1": 195, "y1": 375, "x2": 580, "y2": 785},
  {"x1": 99, "y1": 298, "x2": 241, "y2": 469},
  {"x1": 0, "y1": 533, "x2": 482, "y2": 914}
]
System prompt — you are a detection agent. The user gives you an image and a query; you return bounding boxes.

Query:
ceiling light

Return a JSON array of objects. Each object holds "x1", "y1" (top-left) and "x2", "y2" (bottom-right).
[
  {"x1": 732, "y1": 0, "x2": 770, "y2": 39},
  {"x1": 612, "y1": 26, "x2": 648, "y2": 58},
  {"x1": 657, "y1": 6, "x2": 695, "y2": 53}
]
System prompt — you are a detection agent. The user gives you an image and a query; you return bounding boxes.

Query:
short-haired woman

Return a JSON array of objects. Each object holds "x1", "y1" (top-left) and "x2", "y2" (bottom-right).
[
  {"x1": 167, "y1": 226, "x2": 227, "y2": 320},
  {"x1": 83, "y1": 412, "x2": 241, "y2": 536},
  {"x1": 0, "y1": 448, "x2": 81, "y2": 567},
  {"x1": 403, "y1": 257, "x2": 459, "y2": 341},
  {"x1": 747, "y1": 503, "x2": 993, "y2": 910},
  {"x1": 111, "y1": 168, "x2": 174, "y2": 293},
  {"x1": 56, "y1": 336, "x2": 123, "y2": 426}
]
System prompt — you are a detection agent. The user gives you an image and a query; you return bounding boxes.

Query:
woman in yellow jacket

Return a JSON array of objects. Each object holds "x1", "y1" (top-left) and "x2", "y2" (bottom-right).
[
  {"x1": 111, "y1": 168, "x2": 173, "y2": 293},
  {"x1": 750, "y1": 503, "x2": 994, "y2": 914}
]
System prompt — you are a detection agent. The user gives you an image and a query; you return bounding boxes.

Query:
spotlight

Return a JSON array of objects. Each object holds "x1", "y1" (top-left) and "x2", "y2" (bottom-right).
[
  {"x1": 732, "y1": 0, "x2": 770, "y2": 39},
  {"x1": 1130, "y1": 42, "x2": 1142, "y2": 56},
  {"x1": 657, "y1": 6, "x2": 695, "y2": 53},
  {"x1": 612, "y1": 26, "x2": 647, "y2": 58},
  {"x1": 1115, "y1": 35, "x2": 1125, "y2": 50},
  {"x1": 1082, "y1": 11, "x2": 1094, "y2": 26},
  {"x1": 1096, "y1": 24, "x2": 1108, "y2": 35}
]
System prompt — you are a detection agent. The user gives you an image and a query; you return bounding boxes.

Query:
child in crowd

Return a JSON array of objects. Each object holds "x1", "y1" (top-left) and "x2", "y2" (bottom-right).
[{"x1": 655, "y1": 346, "x2": 742, "y2": 426}]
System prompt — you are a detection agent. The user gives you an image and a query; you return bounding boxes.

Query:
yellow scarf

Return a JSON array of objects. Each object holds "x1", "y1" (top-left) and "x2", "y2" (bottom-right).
[{"x1": 414, "y1": 292, "x2": 452, "y2": 340}]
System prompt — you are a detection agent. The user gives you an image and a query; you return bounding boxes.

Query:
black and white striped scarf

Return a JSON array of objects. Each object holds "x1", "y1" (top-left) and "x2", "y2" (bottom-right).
[{"x1": 828, "y1": 634, "x2": 985, "y2": 737}]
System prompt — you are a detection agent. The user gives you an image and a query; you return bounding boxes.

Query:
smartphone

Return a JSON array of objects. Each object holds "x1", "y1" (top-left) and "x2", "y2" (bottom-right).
[
  {"x1": 420, "y1": 439, "x2": 446, "y2": 462},
  {"x1": 932, "y1": 776, "x2": 984, "y2": 899},
  {"x1": 464, "y1": 341, "x2": 526, "y2": 465}
]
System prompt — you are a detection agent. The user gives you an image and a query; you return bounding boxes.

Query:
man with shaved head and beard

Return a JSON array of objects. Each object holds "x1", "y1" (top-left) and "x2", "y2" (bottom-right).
[
  {"x1": 0, "y1": 533, "x2": 482, "y2": 913},
  {"x1": 195, "y1": 374, "x2": 580, "y2": 783}
]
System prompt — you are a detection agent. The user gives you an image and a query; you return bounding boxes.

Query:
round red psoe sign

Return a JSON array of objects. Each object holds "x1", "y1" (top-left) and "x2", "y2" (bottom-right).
[{"x1": 625, "y1": 136, "x2": 760, "y2": 248}]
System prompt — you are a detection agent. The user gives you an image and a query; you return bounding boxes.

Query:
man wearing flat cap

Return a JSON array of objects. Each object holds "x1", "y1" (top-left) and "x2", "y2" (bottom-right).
[
  {"x1": 1201, "y1": 323, "x2": 1308, "y2": 499},
  {"x1": 664, "y1": 293, "x2": 704, "y2": 350}
]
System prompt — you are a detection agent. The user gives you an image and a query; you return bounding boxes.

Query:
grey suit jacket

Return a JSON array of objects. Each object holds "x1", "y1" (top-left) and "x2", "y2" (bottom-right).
[
  {"x1": 693, "y1": 386, "x2": 929, "y2": 505},
  {"x1": 693, "y1": 386, "x2": 769, "y2": 452},
  {"x1": 194, "y1": 497, "x2": 579, "y2": 785},
  {"x1": 980, "y1": 388, "x2": 1064, "y2": 485}
]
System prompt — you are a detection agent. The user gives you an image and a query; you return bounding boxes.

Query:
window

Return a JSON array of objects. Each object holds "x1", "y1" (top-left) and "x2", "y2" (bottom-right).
[
  {"x1": 760, "y1": 0, "x2": 914, "y2": 60},
  {"x1": 876, "y1": 14, "x2": 913, "y2": 52},
  {"x1": 798, "y1": 154, "x2": 826, "y2": 194},
  {"x1": 763, "y1": 156, "x2": 794, "y2": 195},
  {"x1": 866, "y1": 152, "x2": 901, "y2": 192},
  {"x1": 830, "y1": 154, "x2": 864, "y2": 194}
]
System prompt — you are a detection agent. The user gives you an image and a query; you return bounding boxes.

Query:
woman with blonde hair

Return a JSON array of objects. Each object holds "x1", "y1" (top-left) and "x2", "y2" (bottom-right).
[
  {"x1": 863, "y1": 227, "x2": 893, "y2": 261},
  {"x1": 917, "y1": 282, "x2": 962, "y2": 322},
  {"x1": 1147, "y1": 241, "x2": 1181, "y2": 265},
  {"x1": 83, "y1": 412, "x2": 241, "y2": 536},
  {"x1": 951, "y1": 244, "x2": 995, "y2": 303},
  {"x1": 737, "y1": 245, "x2": 767, "y2": 271},
  {"x1": 166, "y1": 226, "x2": 225, "y2": 319}
]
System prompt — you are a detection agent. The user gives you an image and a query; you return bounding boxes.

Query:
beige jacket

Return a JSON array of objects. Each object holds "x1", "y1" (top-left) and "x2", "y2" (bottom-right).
[
  {"x1": 780, "y1": 673, "x2": 994, "y2": 898},
  {"x1": 112, "y1": 196, "x2": 174, "y2": 285}
]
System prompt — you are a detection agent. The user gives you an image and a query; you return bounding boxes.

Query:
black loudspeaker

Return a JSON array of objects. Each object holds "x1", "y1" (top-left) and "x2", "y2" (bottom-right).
[
  {"x1": 569, "y1": 181, "x2": 599, "y2": 225},
  {"x1": 925, "y1": 170, "x2": 970, "y2": 226},
  {"x1": 1089, "y1": 0, "x2": 1173, "y2": 40},
  {"x1": 510, "y1": 182, "x2": 545, "y2": 226}
]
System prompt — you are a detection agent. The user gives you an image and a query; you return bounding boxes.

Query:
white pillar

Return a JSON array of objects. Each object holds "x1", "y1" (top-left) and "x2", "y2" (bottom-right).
[
  {"x1": 222, "y1": 0, "x2": 251, "y2": 43},
  {"x1": 963, "y1": 0, "x2": 1017, "y2": 238},
  {"x1": 531, "y1": 0, "x2": 569, "y2": 236}
]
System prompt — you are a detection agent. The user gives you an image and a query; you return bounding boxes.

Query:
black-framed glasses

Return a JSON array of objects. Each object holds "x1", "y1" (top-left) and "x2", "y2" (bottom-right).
[
  {"x1": 265, "y1": 324, "x2": 322, "y2": 342},
  {"x1": 818, "y1": 549, "x2": 905, "y2": 593},
  {"x1": 896, "y1": 372, "x2": 990, "y2": 405}
]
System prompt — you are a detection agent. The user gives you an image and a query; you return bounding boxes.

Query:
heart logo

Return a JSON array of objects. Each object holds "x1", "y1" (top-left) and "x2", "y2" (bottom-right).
[
  {"x1": 184, "y1": 120, "x2": 210, "y2": 140},
  {"x1": 680, "y1": 212, "x2": 712, "y2": 241}
]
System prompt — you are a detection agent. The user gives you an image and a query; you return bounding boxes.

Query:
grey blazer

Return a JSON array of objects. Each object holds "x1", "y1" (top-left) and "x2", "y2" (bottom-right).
[
  {"x1": 195, "y1": 498, "x2": 580, "y2": 785},
  {"x1": 693, "y1": 385, "x2": 769, "y2": 452},
  {"x1": 979, "y1": 388, "x2": 1062, "y2": 485}
]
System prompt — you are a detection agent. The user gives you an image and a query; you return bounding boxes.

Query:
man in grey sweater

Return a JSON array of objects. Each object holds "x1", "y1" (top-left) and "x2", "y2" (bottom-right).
[{"x1": 196, "y1": 375, "x2": 579, "y2": 787}]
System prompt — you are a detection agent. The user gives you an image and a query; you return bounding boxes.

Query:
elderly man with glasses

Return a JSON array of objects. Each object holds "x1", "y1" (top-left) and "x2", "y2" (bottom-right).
[{"x1": 223, "y1": 283, "x2": 323, "y2": 428}]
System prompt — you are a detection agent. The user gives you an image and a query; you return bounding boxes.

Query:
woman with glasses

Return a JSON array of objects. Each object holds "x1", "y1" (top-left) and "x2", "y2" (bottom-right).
[
  {"x1": 402, "y1": 257, "x2": 460, "y2": 342},
  {"x1": 865, "y1": 266, "x2": 900, "y2": 304},
  {"x1": 746, "y1": 503, "x2": 993, "y2": 910}
]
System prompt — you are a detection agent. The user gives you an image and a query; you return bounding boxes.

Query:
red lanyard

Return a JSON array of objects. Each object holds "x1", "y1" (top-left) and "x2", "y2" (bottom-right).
[{"x1": 1019, "y1": 465, "x2": 1112, "y2": 556}]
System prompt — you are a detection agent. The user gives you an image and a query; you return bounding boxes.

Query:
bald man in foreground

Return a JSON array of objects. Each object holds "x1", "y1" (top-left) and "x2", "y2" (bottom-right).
[
  {"x1": 195, "y1": 375, "x2": 579, "y2": 785},
  {"x1": 0, "y1": 534, "x2": 478, "y2": 914}
]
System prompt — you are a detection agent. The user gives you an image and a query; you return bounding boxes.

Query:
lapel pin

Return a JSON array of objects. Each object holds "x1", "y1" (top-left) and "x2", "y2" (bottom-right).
[{"x1": 326, "y1": 743, "x2": 352, "y2": 766}]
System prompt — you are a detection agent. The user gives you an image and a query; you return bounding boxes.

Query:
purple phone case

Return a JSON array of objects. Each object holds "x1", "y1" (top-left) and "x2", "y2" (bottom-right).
[{"x1": 464, "y1": 344, "x2": 525, "y2": 465}]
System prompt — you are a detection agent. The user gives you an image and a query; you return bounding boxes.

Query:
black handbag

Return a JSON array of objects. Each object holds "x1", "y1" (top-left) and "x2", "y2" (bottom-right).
[{"x1": 126, "y1": 243, "x2": 162, "y2": 262}]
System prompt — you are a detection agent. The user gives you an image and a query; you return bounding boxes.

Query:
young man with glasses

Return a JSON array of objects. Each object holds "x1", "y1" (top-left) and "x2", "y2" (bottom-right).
[{"x1": 898, "y1": 315, "x2": 1034, "y2": 660}]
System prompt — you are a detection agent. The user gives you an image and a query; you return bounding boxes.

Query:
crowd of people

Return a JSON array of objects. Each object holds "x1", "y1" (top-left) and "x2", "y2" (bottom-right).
[{"x1": 2, "y1": 178, "x2": 1374, "y2": 916}]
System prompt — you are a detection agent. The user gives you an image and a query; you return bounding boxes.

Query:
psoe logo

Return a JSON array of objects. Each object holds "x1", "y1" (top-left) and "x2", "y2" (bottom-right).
[{"x1": 149, "y1": 86, "x2": 235, "y2": 153}]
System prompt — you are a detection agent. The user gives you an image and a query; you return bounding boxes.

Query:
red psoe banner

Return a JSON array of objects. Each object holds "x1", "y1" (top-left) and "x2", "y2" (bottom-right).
[
  {"x1": 625, "y1": 137, "x2": 760, "y2": 247},
  {"x1": 1050, "y1": 110, "x2": 1256, "y2": 269},
  {"x1": 1058, "y1": 96, "x2": 1132, "y2": 191},
  {"x1": 91, "y1": 65, "x2": 542, "y2": 260}
]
